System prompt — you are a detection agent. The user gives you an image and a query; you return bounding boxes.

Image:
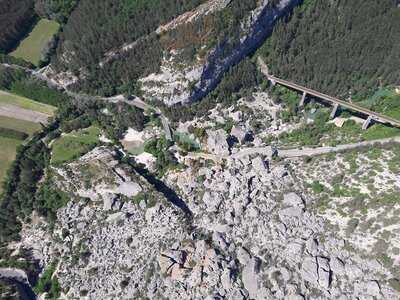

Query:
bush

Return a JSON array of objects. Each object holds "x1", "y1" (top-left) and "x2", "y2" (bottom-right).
[
  {"x1": 144, "y1": 136, "x2": 177, "y2": 176},
  {"x1": 311, "y1": 181, "x2": 324, "y2": 194},
  {"x1": 34, "y1": 261, "x2": 61, "y2": 299}
]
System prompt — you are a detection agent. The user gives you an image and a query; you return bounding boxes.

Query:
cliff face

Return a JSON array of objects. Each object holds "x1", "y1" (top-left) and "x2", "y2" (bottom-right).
[
  {"x1": 190, "y1": 0, "x2": 301, "y2": 103},
  {"x1": 139, "y1": 0, "x2": 301, "y2": 106}
]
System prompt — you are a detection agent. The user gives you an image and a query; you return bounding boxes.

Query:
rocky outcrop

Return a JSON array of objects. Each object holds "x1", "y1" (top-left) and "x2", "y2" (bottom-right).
[
  {"x1": 0, "y1": 268, "x2": 37, "y2": 300},
  {"x1": 13, "y1": 135, "x2": 399, "y2": 299}
]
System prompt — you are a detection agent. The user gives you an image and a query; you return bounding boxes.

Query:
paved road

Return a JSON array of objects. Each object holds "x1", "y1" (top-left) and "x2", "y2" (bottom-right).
[
  {"x1": 257, "y1": 58, "x2": 400, "y2": 128},
  {"x1": 1, "y1": 63, "x2": 174, "y2": 139},
  {"x1": 187, "y1": 136, "x2": 400, "y2": 162},
  {"x1": 278, "y1": 136, "x2": 400, "y2": 158}
]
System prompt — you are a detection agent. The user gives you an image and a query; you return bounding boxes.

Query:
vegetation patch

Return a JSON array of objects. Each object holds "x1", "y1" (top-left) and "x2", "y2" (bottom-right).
[
  {"x1": 174, "y1": 132, "x2": 200, "y2": 152},
  {"x1": 0, "y1": 90, "x2": 56, "y2": 115},
  {"x1": 144, "y1": 135, "x2": 178, "y2": 176},
  {"x1": 10, "y1": 19, "x2": 60, "y2": 66},
  {"x1": 34, "y1": 261, "x2": 61, "y2": 299},
  {"x1": 51, "y1": 126, "x2": 100, "y2": 165}
]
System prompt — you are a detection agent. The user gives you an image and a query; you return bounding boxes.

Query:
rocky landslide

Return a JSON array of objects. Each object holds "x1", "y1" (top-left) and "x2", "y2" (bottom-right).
[{"x1": 15, "y1": 145, "x2": 399, "y2": 299}]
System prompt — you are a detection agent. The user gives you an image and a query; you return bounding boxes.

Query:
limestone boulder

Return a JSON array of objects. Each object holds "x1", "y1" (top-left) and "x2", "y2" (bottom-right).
[
  {"x1": 230, "y1": 125, "x2": 251, "y2": 144},
  {"x1": 206, "y1": 129, "x2": 230, "y2": 156},
  {"x1": 242, "y1": 257, "x2": 261, "y2": 299}
]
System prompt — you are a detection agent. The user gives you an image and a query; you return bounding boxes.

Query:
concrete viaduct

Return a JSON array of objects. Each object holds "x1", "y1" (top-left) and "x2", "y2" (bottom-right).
[{"x1": 258, "y1": 58, "x2": 400, "y2": 130}]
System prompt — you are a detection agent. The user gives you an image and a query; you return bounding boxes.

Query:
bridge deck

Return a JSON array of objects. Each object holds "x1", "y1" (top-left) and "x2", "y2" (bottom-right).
[
  {"x1": 268, "y1": 75, "x2": 400, "y2": 128},
  {"x1": 257, "y1": 58, "x2": 400, "y2": 128}
]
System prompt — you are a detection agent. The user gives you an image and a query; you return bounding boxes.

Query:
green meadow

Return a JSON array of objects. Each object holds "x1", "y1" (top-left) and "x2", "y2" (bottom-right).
[
  {"x1": 0, "y1": 90, "x2": 56, "y2": 115},
  {"x1": 51, "y1": 126, "x2": 101, "y2": 165},
  {"x1": 0, "y1": 116, "x2": 41, "y2": 193},
  {"x1": 11, "y1": 19, "x2": 60, "y2": 66}
]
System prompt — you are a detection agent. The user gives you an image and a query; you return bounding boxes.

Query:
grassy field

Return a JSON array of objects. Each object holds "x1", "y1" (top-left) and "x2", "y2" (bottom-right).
[
  {"x1": 51, "y1": 126, "x2": 101, "y2": 165},
  {"x1": 0, "y1": 90, "x2": 56, "y2": 115},
  {"x1": 10, "y1": 19, "x2": 60, "y2": 66},
  {"x1": 0, "y1": 137, "x2": 22, "y2": 193},
  {"x1": 0, "y1": 116, "x2": 43, "y2": 193},
  {"x1": 0, "y1": 116, "x2": 41, "y2": 135}
]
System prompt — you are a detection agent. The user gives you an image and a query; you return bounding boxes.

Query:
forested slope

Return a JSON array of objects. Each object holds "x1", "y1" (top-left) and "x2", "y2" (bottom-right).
[
  {"x1": 259, "y1": 0, "x2": 400, "y2": 99},
  {"x1": 35, "y1": 0, "x2": 77, "y2": 23},
  {"x1": 53, "y1": 0, "x2": 207, "y2": 96},
  {"x1": 0, "y1": 0, "x2": 36, "y2": 52}
]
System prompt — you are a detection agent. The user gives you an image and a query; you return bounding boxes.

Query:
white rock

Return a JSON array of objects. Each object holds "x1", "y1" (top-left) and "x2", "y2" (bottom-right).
[
  {"x1": 207, "y1": 129, "x2": 230, "y2": 155},
  {"x1": 202, "y1": 191, "x2": 222, "y2": 212},
  {"x1": 317, "y1": 256, "x2": 331, "y2": 289},
  {"x1": 237, "y1": 247, "x2": 251, "y2": 265},
  {"x1": 230, "y1": 125, "x2": 250, "y2": 144},
  {"x1": 251, "y1": 156, "x2": 268, "y2": 173},
  {"x1": 330, "y1": 257, "x2": 345, "y2": 276},
  {"x1": 103, "y1": 195, "x2": 114, "y2": 211},
  {"x1": 106, "y1": 212, "x2": 126, "y2": 223},
  {"x1": 221, "y1": 268, "x2": 233, "y2": 290},
  {"x1": 242, "y1": 257, "x2": 261, "y2": 299},
  {"x1": 115, "y1": 181, "x2": 142, "y2": 198},
  {"x1": 355, "y1": 281, "x2": 381, "y2": 297},
  {"x1": 301, "y1": 257, "x2": 318, "y2": 284},
  {"x1": 279, "y1": 207, "x2": 303, "y2": 219},
  {"x1": 283, "y1": 193, "x2": 303, "y2": 207}
]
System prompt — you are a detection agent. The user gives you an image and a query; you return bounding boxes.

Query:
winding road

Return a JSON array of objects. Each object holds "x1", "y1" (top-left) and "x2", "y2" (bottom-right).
[
  {"x1": 186, "y1": 136, "x2": 400, "y2": 162},
  {"x1": 1, "y1": 63, "x2": 174, "y2": 139}
]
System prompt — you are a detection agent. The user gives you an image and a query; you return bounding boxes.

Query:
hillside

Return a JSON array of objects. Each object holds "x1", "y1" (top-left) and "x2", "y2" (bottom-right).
[
  {"x1": 50, "y1": 0, "x2": 300, "y2": 99},
  {"x1": 0, "y1": 0, "x2": 36, "y2": 52},
  {"x1": 1, "y1": 1, "x2": 400, "y2": 299},
  {"x1": 259, "y1": 0, "x2": 400, "y2": 99}
]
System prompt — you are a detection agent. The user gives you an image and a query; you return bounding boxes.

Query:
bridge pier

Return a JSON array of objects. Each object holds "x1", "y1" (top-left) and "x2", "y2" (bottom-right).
[
  {"x1": 330, "y1": 104, "x2": 339, "y2": 119},
  {"x1": 299, "y1": 91, "x2": 307, "y2": 107},
  {"x1": 362, "y1": 116, "x2": 373, "y2": 130}
]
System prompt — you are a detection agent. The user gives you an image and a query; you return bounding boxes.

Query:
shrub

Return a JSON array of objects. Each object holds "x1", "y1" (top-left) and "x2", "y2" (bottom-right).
[{"x1": 311, "y1": 181, "x2": 325, "y2": 194}]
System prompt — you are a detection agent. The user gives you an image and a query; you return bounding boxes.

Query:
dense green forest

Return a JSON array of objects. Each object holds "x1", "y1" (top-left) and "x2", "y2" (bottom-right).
[
  {"x1": 35, "y1": 0, "x2": 77, "y2": 23},
  {"x1": 259, "y1": 0, "x2": 400, "y2": 100},
  {"x1": 0, "y1": 0, "x2": 36, "y2": 52},
  {"x1": 0, "y1": 53, "x2": 34, "y2": 68}
]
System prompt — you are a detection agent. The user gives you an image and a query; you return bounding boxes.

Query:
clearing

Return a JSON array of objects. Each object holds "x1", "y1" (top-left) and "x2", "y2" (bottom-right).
[
  {"x1": 51, "y1": 126, "x2": 101, "y2": 165},
  {"x1": 0, "y1": 116, "x2": 42, "y2": 193},
  {"x1": 10, "y1": 19, "x2": 60, "y2": 66},
  {"x1": 0, "y1": 116, "x2": 41, "y2": 135},
  {"x1": 0, "y1": 137, "x2": 23, "y2": 193},
  {"x1": 0, "y1": 90, "x2": 56, "y2": 115}
]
